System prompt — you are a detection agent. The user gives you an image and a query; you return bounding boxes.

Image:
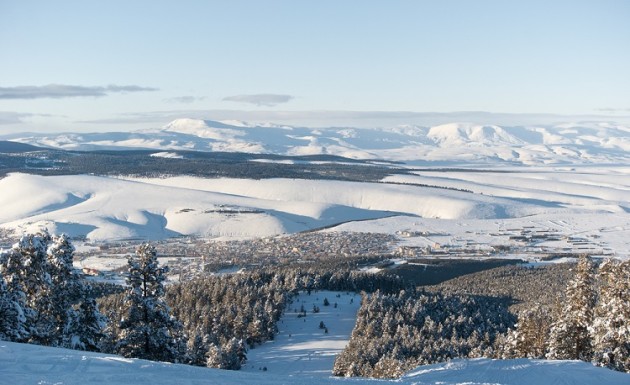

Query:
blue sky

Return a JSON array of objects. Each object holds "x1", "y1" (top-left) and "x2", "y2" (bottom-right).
[{"x1": 1, "y1": 0, "x2": 629, "y2": 132}]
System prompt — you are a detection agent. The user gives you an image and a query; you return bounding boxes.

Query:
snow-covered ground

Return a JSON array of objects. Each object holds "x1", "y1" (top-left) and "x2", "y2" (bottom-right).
[
  {"x1": 242, "y1": 291, "x2": 361, "y2": 377},
  {"x1": 0, "y1": 167, "x2": 628, "y2": 258},
  {"x1": 2, "y1": 340, "x2": 629, "y2": 385},
  {"x1": 0, "y1": 173, "x2": 399, "y2": 241}
]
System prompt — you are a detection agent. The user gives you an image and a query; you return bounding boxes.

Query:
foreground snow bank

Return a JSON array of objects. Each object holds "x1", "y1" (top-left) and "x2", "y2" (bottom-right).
[
  {"x1": 1, "y1": 341, "x2": 628, "y2": 385},
  {"x1": 403, "y1": 357, "x2": 630, "y2": 384}
]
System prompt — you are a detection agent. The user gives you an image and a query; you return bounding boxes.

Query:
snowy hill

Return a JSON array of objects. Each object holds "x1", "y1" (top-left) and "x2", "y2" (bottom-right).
[
  {"x1": 1, "y1": 340, "x2": 628, "y2": 385},
  {"x1": 3, "y1": 118, "x2": 629, "y2": 165},
  {"x1": 0, "y1": 173, "x2": 528, "y2": 241},
  {"x1": 0, "y1": 165, "x2": 629, "y2": 247}
]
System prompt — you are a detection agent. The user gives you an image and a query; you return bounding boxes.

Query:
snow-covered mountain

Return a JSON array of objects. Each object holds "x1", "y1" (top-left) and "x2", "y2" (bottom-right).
[
  {"x1": 3, "y1": 118, "x2": 629, "y2": 165},
  {"x1": 1, "y1": 118, "x2": 629, "y2": 243}
]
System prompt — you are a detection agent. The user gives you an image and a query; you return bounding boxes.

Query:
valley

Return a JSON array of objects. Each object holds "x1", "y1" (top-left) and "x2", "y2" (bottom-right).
[{"x1": 1, "y1": 119, "x2": 629, "y2": 384}]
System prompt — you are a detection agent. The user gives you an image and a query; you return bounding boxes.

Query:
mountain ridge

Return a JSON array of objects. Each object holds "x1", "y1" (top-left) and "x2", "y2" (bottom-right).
[{"x1": 2, "y1": 118, "x2": 629, "y2": 166}]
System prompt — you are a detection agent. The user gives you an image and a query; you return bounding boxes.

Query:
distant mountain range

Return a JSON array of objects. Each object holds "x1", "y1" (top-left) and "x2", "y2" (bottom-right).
[{"x1": 2, "y1": 118, "x2": 629, "y2": 166}]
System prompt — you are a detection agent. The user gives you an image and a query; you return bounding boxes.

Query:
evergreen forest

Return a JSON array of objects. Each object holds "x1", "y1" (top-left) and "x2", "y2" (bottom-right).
[{"x1": 1, "y1": 231, "x2": 629, "y2": 378}]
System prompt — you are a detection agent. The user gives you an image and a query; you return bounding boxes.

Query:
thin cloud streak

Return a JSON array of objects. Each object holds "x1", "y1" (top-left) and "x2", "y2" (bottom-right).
[
  {"x1": 595, "y1": 108, "x2": 630, "y2": 113},
  {"x1": 0, "y1": 84, "x2": 158, "y2": 99},
  {"x1": 222, "y1": 94, "x2": 294, "y2": 107},
  {"x1": 164, "y1": 96, "x2": 206, "y2": 104}
]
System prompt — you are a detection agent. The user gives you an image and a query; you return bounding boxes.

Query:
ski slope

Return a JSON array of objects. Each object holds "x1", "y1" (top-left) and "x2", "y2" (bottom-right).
[{"x1": 242, "y1": 291, "x2": 361, "y2": 377}]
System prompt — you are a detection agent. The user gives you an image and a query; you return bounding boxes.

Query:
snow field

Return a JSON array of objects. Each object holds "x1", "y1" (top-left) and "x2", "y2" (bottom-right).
[
  {"x1": 0, "y1": 172, "x2": 534, "y2": 242},
  {"x1": 1, "y1": 169, "x2": 629, "y2": 259},
  {"x1": 242, "y1": 290, "x2": 361, "y2": 377}
]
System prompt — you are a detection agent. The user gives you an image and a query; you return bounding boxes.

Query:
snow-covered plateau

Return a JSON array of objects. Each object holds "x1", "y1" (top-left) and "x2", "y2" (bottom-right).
[{"x1": 0, "y1": 167, "x2": 628, "y2": 259}]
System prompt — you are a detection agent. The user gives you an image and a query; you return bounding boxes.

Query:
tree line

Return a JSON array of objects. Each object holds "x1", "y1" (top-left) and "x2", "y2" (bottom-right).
[
  {"x1": 1, "y1": 231, "x2": 403, "y2": 370},
  {"x1": 500, "y1": 256, "x2": 630, "y2": 372},
  {"x1": 334, "y1": 256, "x2": 630, "y2": 378},
  {"x1": 2, "y1": 233, "x2": 628, "y2": 377}
]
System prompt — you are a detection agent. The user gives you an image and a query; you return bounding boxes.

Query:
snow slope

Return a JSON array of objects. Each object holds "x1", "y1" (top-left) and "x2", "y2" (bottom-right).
[
  {"x1": 0, "y1": 172, "x2": 547, "y2": 241},
  {"x1": 333, "y1": 166, "x2": 630, "y2": 259},
  {"x1": 0, "y1": 173, "x2": 398, "y2": 241},
  {"x1": 1, "y1": 341, "x2": 628, "y2": 385},
  {"x1": 3, "y1": 118, "x2": 629, "y2": 166},
  {"x1": 1, "y1": 167, "x2": 628, "y2": 252},
  {"x1": 242, "y1": 291, "x2": 361, "y2": 377}
]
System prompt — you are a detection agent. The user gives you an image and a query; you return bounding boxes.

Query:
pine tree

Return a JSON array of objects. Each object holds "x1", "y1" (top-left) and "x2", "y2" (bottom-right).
[
  {"x1": 547, "y1": 256, "x2": 595, "y2": 361},
  {"x1": 223, "y1": 337, "x2": 247, "y2": 370},
  {"x1": 591, "y1": 259, "x2": 630, "y2": 372},
  {"x1": 116, "y1": 244, "x2": 183, "y2": 362},
  {"x1": 371, "y1": 356, "x2": 404, "y2": 378},
  {"x1": 71, "y1": 295, "x2": 108, "y2": 351},
  {"x1": 206, "y1": 343, "x2": 225, "y2": 369},
  {"x1": 0, "y1": 255, "x2": 28, "y2": 341},
  {"x1": 0, "y1": 271, "x2": 27, "y2": 341},
  {"x1": 187, "y1": 329, "x2": 209, "y2": 367},
  {"x1": 8, "y1": 232, "x2": 55, "y2": 344},
  {"x1": 46, "y1": 234, "x2": 84, "y2": 347},
  {"x1": 502, "y1": 306, "x2": 551, "y2": 359},
  {"x1": 1, "y1": 231, "x2": 107, "y2": 349}
]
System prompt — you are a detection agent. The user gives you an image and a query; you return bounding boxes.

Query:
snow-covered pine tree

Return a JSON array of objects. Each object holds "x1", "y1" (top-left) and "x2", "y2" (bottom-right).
[
  {"x1": 547, "y1": 256, "x2": 595, "y2": 361},
  {"x1": 72, "y1": 295, "x2": 108, "y2": 351},
  {"x1": 10, "y1": 231, "x2": 55, "y2": 344},
  {"x1": 187, "y1": 329, "x2": 209, "y2": 367},
  {"x1": 0, "y1": 271, "x2": 27, "y2": 341},
  {"x1": 1, "y1": 231, "x2": 107, "y2": 349},
  {"x1": 0, "y1": 252, "x2": 28, "y2": 341},
  {"x1": 46, "y1": 234, "x2": 83, "y2": 347},
  {"x1": 206, "y1": 343, "x2": 225, "y2": 369},
  {"x1": 116, "y1": 244, "x2": 183, "y2": 363},
  {"x1": 501, "y1": 306, "x2": 551, "y2": 359},
  {"x1": 371, "y1": 355, "x2": 404, "y2": 379},
  {"x1": 591, "y1": 259, "x2": 630, "y2": 372},
  {"x1": 223, "y1": 337, "x2": 247, "y2": 370}
]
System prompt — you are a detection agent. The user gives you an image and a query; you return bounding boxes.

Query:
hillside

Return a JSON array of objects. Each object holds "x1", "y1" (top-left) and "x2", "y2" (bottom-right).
[
  {"x1": 0, "y1": 164, "x2": 628, "y2": 260},
  {"x1": 0, "y1": 172, "x2": 526, "y2": 241},
  {"x1": 0, "y1": 140, "x2": 43, "y2": 153}
]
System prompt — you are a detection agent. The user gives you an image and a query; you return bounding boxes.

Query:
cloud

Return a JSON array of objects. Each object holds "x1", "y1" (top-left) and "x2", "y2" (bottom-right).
[
  {"x1": 595, "y1": 108, "x2": 630, "y2": 113},
  {"x1": 0, "y1": 84, "x2": 158, "y2": 99},
  {"x1": 0, "y1": 111, "x2": 33, "y2": 124},
  {"x1": 164, "y1": 96, "x2": 206, "y2": 104},
  {"x1": 222, "y1": 94, "x2": 293, "y2": 107}
]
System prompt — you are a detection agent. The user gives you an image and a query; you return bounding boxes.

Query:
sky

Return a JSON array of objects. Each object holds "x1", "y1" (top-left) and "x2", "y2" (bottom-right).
[{"x1": 1, "y1": 0, "x2": 629, "y2": 133}]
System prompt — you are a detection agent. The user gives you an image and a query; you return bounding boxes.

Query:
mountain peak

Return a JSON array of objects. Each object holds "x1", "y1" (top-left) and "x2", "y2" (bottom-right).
[
  {"x1": 427, "y1": 123, "x2": 523, "y2": 146},
  {"x1": 162, "y1": 119, "x2": 246, "y2": 140}
]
